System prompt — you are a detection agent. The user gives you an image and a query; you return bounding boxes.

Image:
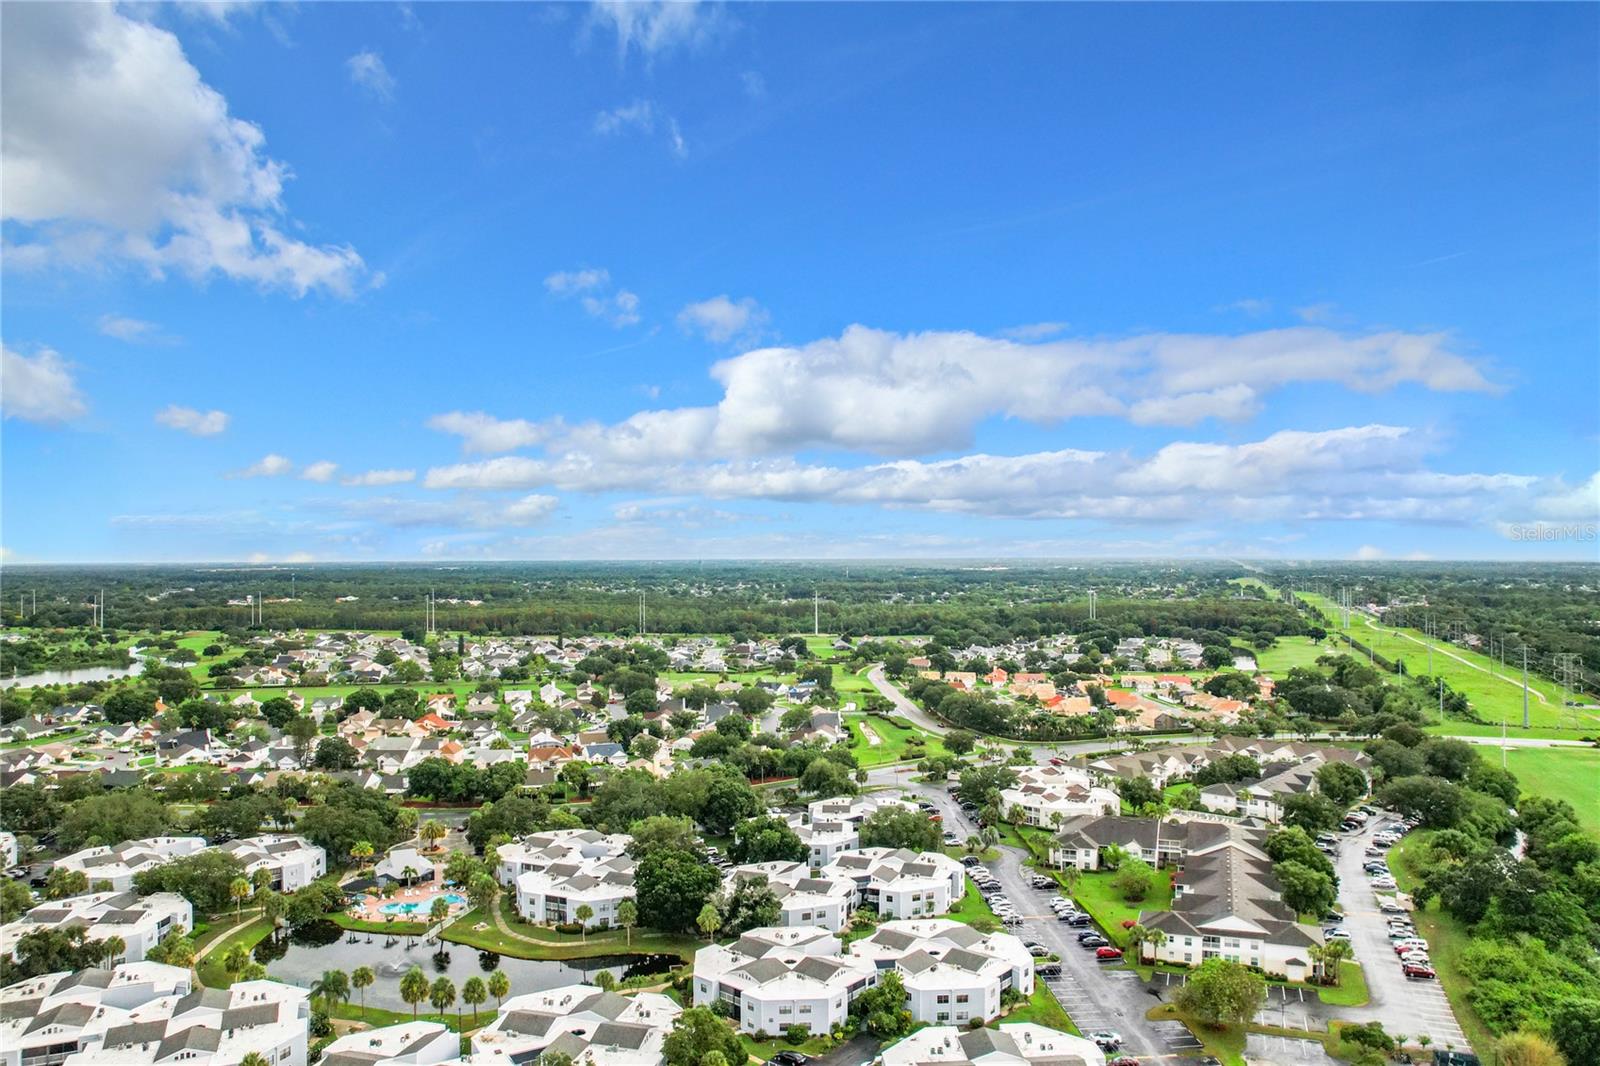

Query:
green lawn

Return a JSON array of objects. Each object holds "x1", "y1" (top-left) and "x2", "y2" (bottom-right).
[
  {"x1": 1065, "y1": 868, "x2": 1175, "y2": 946},
  {"x1": 439, "y1": 900, "x2": 701, "y2": 961},
  {"x1": 196, "y1": 918, "x2": 274, "y2": 988},
  {"x1": 740, "y1": 1030, "x2": 839, "y2": 1061},
  {"x1": 330, "y1": 912, "x2": 430, "y2": 937},
  {"x1": 1500, "y1": 747, "x2": 1600, "y2": 838},
  {"x1": 1296, "y1": 591, "x2": 1596, "y2": 732},
  {"x1": 945, "y1": 878, "x2": 999, "y2": 927},
  {"x1": 847, "y1": 713, "x2": 948, "y2": 766},
  {"x1": 1316, "y1": 960, "x2": 1369, "y2": 1006},
  {"x1": 1248, "y1": 636, "x2": 1336, "y2": 676},
  {"x1": 1004, "y1": 981, "x2": 1080, "y2": 1034}
]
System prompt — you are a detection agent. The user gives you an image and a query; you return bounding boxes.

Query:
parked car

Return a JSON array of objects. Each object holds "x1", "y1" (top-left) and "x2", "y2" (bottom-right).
[
  {"x1": 1036, "y1": 963, "x2": 1062, "y2": 977},
  {"x1": 1095, "y1": 946, "x2": 1124, "y2": 961},
  {"x1": 769, "y1": 1053, "x2": 809, "y2": 1066},
  {"x1": 1379, "y1": 902, "x2": 1409, "y2": 915},
  {"x1": 1079, "y1": 935, "x2": 1110, "y2": 948},
  {"x1": 1065, "y1": 914, "x2": 1092, "y2": 927},
  {"x1": 1077, "y1": 930, "x2": 1104, "y2": 942},
  {"x1": 1108, "y1": 1058, "x2": 1141, "y2": 1066},
  {"x1": 1089, "y1": 1030, "x2": 1123, "y2": 1049},
  {"x1": 1324, "y1": 928, "x2": 1351, "y2": 940},
  {"x1": 1402, "y1": 962, "x2": 1437, "y2": 979}
]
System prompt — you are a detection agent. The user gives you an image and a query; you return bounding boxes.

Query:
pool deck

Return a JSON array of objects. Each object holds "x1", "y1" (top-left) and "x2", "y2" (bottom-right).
[{"x1": 350, "y1": 874, "x2": 470, "y2": 924}]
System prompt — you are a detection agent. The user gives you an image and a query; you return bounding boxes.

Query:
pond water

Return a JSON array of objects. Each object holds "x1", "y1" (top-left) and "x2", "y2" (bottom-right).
[
  {"x1": 255, "y1": 920, "x2": 677, "y2": 1012},
  {"x1": 0, "y1": 659, "x2": 145, "y2": 689}
]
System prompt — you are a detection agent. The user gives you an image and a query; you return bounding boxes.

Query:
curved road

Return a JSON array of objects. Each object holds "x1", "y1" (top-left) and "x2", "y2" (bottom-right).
[{"x1": 866, "y1": 665, "x2": 949, "y2": 735}]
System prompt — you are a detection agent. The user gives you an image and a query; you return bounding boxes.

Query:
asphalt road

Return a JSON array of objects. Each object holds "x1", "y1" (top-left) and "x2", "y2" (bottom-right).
[
  {"x1": 1331, "y1": 816, "x2": 1471, "y2": 1051},
  {"x1": 867, "y1": 765, "x2": 1167, "y2": 1060}
]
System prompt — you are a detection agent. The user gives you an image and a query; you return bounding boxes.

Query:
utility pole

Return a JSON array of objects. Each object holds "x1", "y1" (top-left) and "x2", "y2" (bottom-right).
[
  {"x1": 813, "y1": 591, "x2": 820, "y2": 637},
  {"x1": 1089, "y1": 590, "x2": 1097, "y2": 622},
  {"x1": 1438, "y1": 677, "x2": 1444, "y2": 724},
  {"x1": 1522, "y1": 646, "x2": 1530, "y2": 730}
]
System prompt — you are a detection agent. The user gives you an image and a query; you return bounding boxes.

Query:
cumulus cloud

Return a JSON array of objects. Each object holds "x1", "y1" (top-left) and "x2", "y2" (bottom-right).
[
  {"x1": 423, "y1": 422, "x2": 1558, "y2": 526},
  {"x1": 999, "y1": 321, "x2": 1068, "y2": 341},
  {"x1": 1527, "y1": 471, "x2": 1600, "y2": 521},
  {"x1": 1354, "y1": 545, "x2": 1385, "y2": 560},
  {"x1": 323, "y1": 492, "x2": 558, "y2": 529},
  {"x1": 346, "y1": 50, "x2": 396, "y2": 100},
  {"x1": 341, "y1": 468, "x2": 416, "y2": 487},
  {"x1": 1128, "y1": 384, "x2": 1259, "y2": 427},
  {"x1": 544, "y1": 268, "x2": 610, "y2": 295},
  {"x1": 677, "y1": 294, "x2": 769, "y2": 345},
  {"x1": 0, "y1": 344, "x2": 88, "y2": 423},
  {"x1": 155, "y1": 404, "x2": 229, "y2": 436},
  {"x1": 427, "y1": 411, "x2": 551, "y2": 454},
  {"x1": 1, "y1": 4, "x2": 368, "y2": 296},
  {"x1": 300, "y1": 460, "x2": 338, "y2": 483},
  {"x1": 544, "y1": 266, "x2": 640, "y2": 326},
  {"x1": 233, "y1": 453, "x2": 293, "y2": 478},
  {"x1": 582, "y1": 290, "x2": 641, "y2": 327}
]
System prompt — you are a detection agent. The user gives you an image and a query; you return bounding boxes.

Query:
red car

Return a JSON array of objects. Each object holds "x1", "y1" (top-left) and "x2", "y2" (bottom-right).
[
  {"x1": 1095, "y1": 946, "x2": 1124, "y2": 960},
  {"x1": 1108, "y1": 1058, "x2": 1141, "y2": 1066},
  {"x1": 1402, "y1": 963, "x2": 1436, "y2": 979}
]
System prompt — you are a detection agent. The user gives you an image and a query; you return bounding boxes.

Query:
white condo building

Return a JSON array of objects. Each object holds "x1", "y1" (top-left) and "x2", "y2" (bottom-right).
[
  {"x1": 693, "y1": 926, "x2": 876, "y2": 1037},
  {"x1": 998, "y1": 766, "x2": 1119, "y2": 829},
  {"x1": 1, "y1": 961, "x2": 192, "y2": 1066},
  {"x1": 0, "y1": 892, "x2": 192, "y2": 965},
  {"x1": 55, "y1": 838, "x2": 207, "y2": 893},
  {"x1": 820, "y1": 849, "x2": 967, "y2": 920},
  {"x1": 470, "y1": 983, "x2": 680, "y2": 1066},
  {"x1": 784, "y1": 813, "x2": 859, "y2": 869},
  {"x1": 725, "y1": 862, "x2": 855, "y2": 933},
  {"x1": 881, "y1": 1024, "x2": 1106, "y2": 1066},
  {"x1": 317, "y1": 1022, "x2": 459, "y2": 1066},
  {"x1": 214, "y1": 835, "x2": 326, "y2": 892},
  {"x1": 62, "y1": 979, "x2": 309, "y2": 1066},
  {"x1": 851, "y1": 919, "x2": 1035, "y2": 1026},
  {"x1": 497, "y1": 829, "x2": 636, "y2": 930}
]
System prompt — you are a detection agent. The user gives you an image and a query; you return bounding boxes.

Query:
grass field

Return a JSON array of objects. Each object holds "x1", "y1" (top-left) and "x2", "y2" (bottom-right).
[
  {"x1": 846, "y1": 713, "x2": 948, "y2": 766},
  {"x1": 1248, "y1": 635, "x2": 1336, "y2": 676},
  {"x1": 1296, "y1": 591, "x2": 1597, "y2": 733},
  {"x1": 1066, "y1": 868, "x2": 1175, "y2": 946},
  {"x1": 1501, "y1": 746, "x2": 1600, "y2": 838}
]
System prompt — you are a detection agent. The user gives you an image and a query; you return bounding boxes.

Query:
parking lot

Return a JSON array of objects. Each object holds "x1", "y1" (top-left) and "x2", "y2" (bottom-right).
[{"x1": 1331, "y1": 813, "x2": 1472, "y2": 1051}]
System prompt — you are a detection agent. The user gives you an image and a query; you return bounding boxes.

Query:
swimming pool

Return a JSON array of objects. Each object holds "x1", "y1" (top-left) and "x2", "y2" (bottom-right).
[{"x1": 379, "y1": 892, "x2": 467, "y2": 915}]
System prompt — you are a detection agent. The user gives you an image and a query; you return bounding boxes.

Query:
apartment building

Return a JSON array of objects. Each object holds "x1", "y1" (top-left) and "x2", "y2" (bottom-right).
[
  {"x1": 497, "y1": 829, "x2": 636, "y2": 930},
  {"x1": 0, "y1": 892, "x2": 192, "y2": 965},
  {"x1": 469, "y1": 983, "x2": 680, "y2": 1066},
  {"x1": 692, "y1": 926, "x2": 876, "y2": 1037}
]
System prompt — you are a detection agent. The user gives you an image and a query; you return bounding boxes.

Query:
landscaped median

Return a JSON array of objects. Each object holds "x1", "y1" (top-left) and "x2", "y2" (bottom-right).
[{"x1": 330, "y1": 911, "x2": 430, "y2": 937}]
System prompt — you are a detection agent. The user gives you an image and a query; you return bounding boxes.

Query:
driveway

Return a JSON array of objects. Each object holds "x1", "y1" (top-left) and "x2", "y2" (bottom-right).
[
  {"x1": 1330, "y1": 816, "x2": 1471, "y2": 1051},
  {"x1": 872, "y1": 770, "x2": 1169, "y2": 1060},
  {"x1": 803, "y1": 1033, "x2": 879, "y2": 1066}
]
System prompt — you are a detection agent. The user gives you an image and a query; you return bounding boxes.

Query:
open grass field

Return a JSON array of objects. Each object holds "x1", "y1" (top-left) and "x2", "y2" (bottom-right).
[
  {"x1": 1501, "y1": 746, "x2": 1600, "y2": 838},
  {"x1": 1296, "y1": 591, "x2": 1598, "y2": 733},
  {"x1": 1248, "y1": 635, "x2": 1336, "y2": 676},
  {"x1": 846, "y1": 713, "x2": 948, "y2": 766},
  {"x1": 1065, "y1": 868, "x2": 1175, "y2": 946}
]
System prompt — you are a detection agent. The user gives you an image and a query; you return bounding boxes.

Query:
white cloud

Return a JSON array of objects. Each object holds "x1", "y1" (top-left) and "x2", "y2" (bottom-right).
[
  {"x1": 667, "y1": 117, "x2": 687, "y2": 159},
  {"x1": 677, "y1": 294, "x2": 769, "y2": 345},
  {"x1": 0, "y1": 344, "x2": 88, "y2": 423},
  {"x1": 233, "y1": 453, "x2": 293, "y2": 478},
  {"x1": 544, "y1": 267, "x2": 611, "y2": 295},
  {"x1": 154, "y1": 404, "x2": 229, "y2": 436},
  {"x1": 424, "y1": 423, "x2": 1559, "y2": 527},
  {"x1": 1, "y1": 4, "x2": 368, "y2": 296},
  {"x1": 1295, "y1": 302, "x2": 1337, "y2": 323},
  {"x1": 594, "y1": 100, "x2": 655, "y2": 135},
  {"x1": 545, "y1": 266, "x2": 639, "y2": 325},
  {"x1": 300, "y1": 460, "x2": 339, "y2": 483},
  {"x1": 425, "y1": 324, "x2": 1497, "y2": 466},
  {"x1": 1217, "y1": 298, "x2": 1271, "y2": 316},
  {"x1": 582, "y1": 290, "x2": 641, "y2": 327},
  {"x1": 346, "y1": 50, "x2": 396, "y2": 100},
  {"x1": 322, "y1": 492, "x2": 558, "y2": 529},
  {"x1": 1128, "y1": 384, "x2": 1259, "y2": 427},
  {"x1": 341, "y1": 468, "x2": 416, "y2": 487},
  {"x1": 98, "y1": 314, "x2": 162, "y2": 342},
  {"x1": 1527, "y1": 471, "x2": 1600, "y2": 521},
  {"x1": 427, "y1": 411, "x2": 551, "y2": 454},
  {"x1": 589, "y1": 0, "x2": 718, "y2": 60},
  {"x1": 1354, "y1": 545, "x2": 1385, "y2": 560}
]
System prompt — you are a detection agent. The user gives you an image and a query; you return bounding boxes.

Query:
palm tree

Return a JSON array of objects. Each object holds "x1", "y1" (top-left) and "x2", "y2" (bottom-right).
[
  {"x1": 616, "y1": 901, "x2": 637, "y2": 947},
  {"x1": 402, "y1": 865, "x2": 419, "y2": 888},
  {"x1": 461, "y1": 976, "x2": 487, "y2": 1025},
  {"x1": 697, "y1": 902, "x2": 722, "y2": 942},
  {"x1": 429, "y1": 976, "x2": 456, "y2": 1021},
  {"x1": 575, "y1": 904, "x2": 593, "y2": 943},
  {"x1": 468, "y1": 872, "x2": 498, "y2": 915},
  {"x1": 400, "y1": 966, "x2": 429, "y2": 1019},
  {"x1": 311, "y1": 969, "x2": 350, "y2": 1013},
  {"x1": 229, "y1": 877, "x2": 252, "y2": 921},
  {"x1": 1320, "y1": 937, "x2": 1352, "y2": 985},
  {"x1": 430, "y1": 896, "x2": 451, "y2": 926},
  {"x1": 445, "y1": 850, "x2": 480, "y2": 886},
  {"x1": 351, "y1": 840, "x2": 375, "y2": 871},
  {"x1": 259, "y1": 889, "x2": 287, "y2": 935},
  {"x1": 351, "y1": 966, "x2": 374, "y2": 1017},
  {"x1": 594, "y1": 970, "x2": 617, "y2": 991},
  {"x1": 250, "y1": 867, "x2": 273, "y2": 893},
  {"x1": 487, "y1": 970, "x2": 510, "y2": 1008},
  {"x1": 419, "y1": 819, "x2": 448, "y2": 852},
  {"x1": 223, "y1": 943, "x2": 251, "y2": 979},
  {"x1": 240, "y1": 1053, "x2": 270, "y2": 1066}
]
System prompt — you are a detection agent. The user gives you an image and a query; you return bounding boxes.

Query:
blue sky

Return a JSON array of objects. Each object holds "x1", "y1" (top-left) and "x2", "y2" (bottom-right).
[{"x1": 2, "y1": 1, "x2": 1596, "y2": 563}]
